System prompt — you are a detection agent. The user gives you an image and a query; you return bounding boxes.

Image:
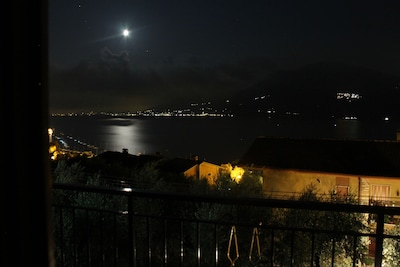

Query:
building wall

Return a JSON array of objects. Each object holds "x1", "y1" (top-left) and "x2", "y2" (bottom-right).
[
  {"x1": 199, "y1": 162, "x2": 223, "y2": 184},
  {"x1": 184, "y1": 165, "x2": 198, "y2": 180},
  {"x1": 256, "y1": 167, "x2": 400, "y2": 205},
  {"x1": 183, "y1": 162, "x2": 224, "y2": 185},
  {"x1": 260, "y1": 168, "x2": 345, "y2": 199},
  {"x1": 359, "y1": 177, "x2": 400, "y2": 206}
]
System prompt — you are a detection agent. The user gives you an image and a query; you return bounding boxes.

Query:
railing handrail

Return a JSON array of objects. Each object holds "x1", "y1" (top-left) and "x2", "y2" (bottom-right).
[
  {"x1": 52, "y1": 182, "x2": 400, "y2": 215},
  {"x1": 52, "y1": 172, "x2": 400, "y2": 204}
]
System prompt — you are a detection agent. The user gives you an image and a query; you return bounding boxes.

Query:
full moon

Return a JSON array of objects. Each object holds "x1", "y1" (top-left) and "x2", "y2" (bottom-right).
[{"x1": 122, "y1": 29, "x2": 129, "y2": 37}]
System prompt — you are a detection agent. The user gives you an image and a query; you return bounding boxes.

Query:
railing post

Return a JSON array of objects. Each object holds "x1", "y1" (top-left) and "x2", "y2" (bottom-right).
[
  {"x1": 374, "y1": 210, "x2": 384, "y2": 267},
  {"x1": 128, "y1": 195, "x2": 136, "y2": 267}
]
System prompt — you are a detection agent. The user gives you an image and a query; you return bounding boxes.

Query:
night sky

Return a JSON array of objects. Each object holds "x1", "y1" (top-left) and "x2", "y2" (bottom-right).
[{"x1": 49, "y1": 0, "x2": 400, "y2": 113}]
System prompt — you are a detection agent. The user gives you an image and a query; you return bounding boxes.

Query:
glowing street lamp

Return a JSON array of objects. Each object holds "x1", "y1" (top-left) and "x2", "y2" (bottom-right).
[
  {"x1": 48, "y1": 128, "x2": 53, "y2": 143},
  {"x1": 230, "y1": 166, "x2": 245, "y2": 183}
]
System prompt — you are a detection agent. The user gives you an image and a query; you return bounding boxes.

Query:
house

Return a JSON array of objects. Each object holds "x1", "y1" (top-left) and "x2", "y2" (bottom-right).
[
  {"x1": 157, "y1": 157, "x2": 225, "y2": 185},
  {"x1": 96, "y1": 151, "x2": 225, "y2": 185},
  {"x1": 237, "y1": 136, "x2": 400, "y2": 206}
]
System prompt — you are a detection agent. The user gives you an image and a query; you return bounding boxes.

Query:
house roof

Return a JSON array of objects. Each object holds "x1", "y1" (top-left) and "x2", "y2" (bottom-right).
[
  {"x1": 96, "y1": 151, "x2": 200, "y2": 174},
  {"x1": 238, "y1": 136, "x2": 400, "y2": 177},
  {"x1": 96, "y1": 151, "x2": 162, "y2": 168},
  {"x1": 157, "y1": 158, "x2": 199, "y2": 173}
]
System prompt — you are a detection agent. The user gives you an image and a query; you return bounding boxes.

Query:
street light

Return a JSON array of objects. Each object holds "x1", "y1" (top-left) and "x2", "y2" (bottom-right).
[{"x1": 48, "y1": 128, "x2": 53, "y2": 143}]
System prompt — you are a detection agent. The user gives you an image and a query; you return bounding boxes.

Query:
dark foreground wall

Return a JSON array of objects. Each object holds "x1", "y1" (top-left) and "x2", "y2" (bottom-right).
[{"x1": 2, "y1": 1, "x2": 55, "y2": 266}]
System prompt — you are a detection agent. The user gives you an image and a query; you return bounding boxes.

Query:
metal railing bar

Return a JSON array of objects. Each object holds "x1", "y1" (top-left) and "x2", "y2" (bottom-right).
[
  {"x1": 310, "y1": 231, "x2": 315, "y2": 267},
  {"x1": 100, "y1": 211, "x2": 105, "y2": 267},
  {"x1": 270, "y1": 229, "x2": 274, "y2": 267},
  {"x1": 164, "y1": 219, "x2": 168, "y2": 267},
  {"x1": 52, "y1": 182, "x2": 400, "y2": 215},
  {"x1": 53, "y1": 202, "x2": 399, "y2": 244},
  {"x1": 113, "y1": 212, "x2": 118, "y2": 267},
  {"x1": 52, "y1": 172, "x2": 400, "y2": 205},
  {"x1": 214, "y1": 224, "x2": 219, "y2": 267},
  {"x1": 54, "y1": 202, "x2": 379, "y2": 243},
  {"x1": 53, "y1": 203, "x2": 128, "y2": 215},
  {"x1": 127, "y1": 209, "x2": 373, "y2": 237},
  {"x1": 290, "y1": 230, "x2": 294, "y2": 267},
  {"x1": 147, "y1": 217, "x2": 151, "y2": 267},
  {"x1": 352, "y1": 234, "x2": 357, "y2": 267},
  {"x1": 375, "y1": 212, "x2": 385, "y2": 267},
  {"x1": 56, "y1": 207, "x2": 391, "y2": 267},
  {"x1": 196, "y1": 221, "x2": 201, "y2": 267},
  {"x1": 86, "y1": 210, "x2": 91, "y2": 267},
  {"x1": 180, "y1": 221, "x2": 184, "y2": 267},
  {"x1": 72, "y1": 208, "x2": 77, "y2": 267},
  {"x1": 53, "y1": 182, "x2": 400, "y2": 267},
  {"x1": 58, "y1": 207, "x2": 65, "y2": 267},
  {"x1": 331, "y1": 235, "x2": 335, "y2": 267},
  {"x1": 127, "y1": 195, "x2": 135, "y2": 267}
]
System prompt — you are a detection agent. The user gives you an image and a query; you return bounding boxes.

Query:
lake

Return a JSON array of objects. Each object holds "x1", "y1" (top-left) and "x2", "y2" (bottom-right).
[{"x1": 49, "y1": 116, "x2": 400, "y2": 164}]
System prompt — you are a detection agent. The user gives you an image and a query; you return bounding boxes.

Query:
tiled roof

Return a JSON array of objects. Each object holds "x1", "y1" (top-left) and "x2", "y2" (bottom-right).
[
  {"x1": 157, "y1": 158, "x2": 199, "y2": 173},
  {"x1": 238, "y1": 137, "x2": 400, "y2": 177},
  {"x1": 96, "y1": 151, "x2": 162, "y2": 168},
  {"x1": 96, "y1": 151, "x2": 199, "y2": 173}
]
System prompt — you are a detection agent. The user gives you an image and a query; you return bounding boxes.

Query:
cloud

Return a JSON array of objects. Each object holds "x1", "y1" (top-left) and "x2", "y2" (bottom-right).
[
  {"x1": 49, "y1": 47, "x2": 275, "y2": 113},
  {"x1": 100, "y1": 47, "x2": 131, "y2": 69}
]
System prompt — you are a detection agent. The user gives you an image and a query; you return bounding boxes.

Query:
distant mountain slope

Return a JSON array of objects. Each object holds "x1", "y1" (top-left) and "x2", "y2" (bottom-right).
[{"x1": 229, "y1": 62, "x2": 400, "y2": 120}]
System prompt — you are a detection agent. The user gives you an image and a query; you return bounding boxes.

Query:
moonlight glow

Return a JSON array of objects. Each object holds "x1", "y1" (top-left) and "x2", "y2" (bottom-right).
[{"x1": 122, "y1": 29, "x2": 130, "y2": 37}]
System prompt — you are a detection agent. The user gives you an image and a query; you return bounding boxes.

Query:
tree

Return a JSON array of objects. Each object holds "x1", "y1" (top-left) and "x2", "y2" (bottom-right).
[
  {"x1": 382, "y1": 225, "x2": 400, "y2": 266},
  {"x1": 270, "y1": 184, "x2": 368, "y2": 267},
  {"x1": 190, "y1": 168, "x2": 269, "y2": 267},
  {"x1": 52, "y1": 159, "x2": 129, "y2": 266}
]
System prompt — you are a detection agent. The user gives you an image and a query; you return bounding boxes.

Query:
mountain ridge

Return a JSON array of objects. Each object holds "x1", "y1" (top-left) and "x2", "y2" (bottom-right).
[{"x1": 227, "y1": 62, "x2": 400, "y2": 120}]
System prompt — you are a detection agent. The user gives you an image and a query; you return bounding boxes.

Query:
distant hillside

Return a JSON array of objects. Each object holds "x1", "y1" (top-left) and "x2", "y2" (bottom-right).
[{"x1": 229, "y1": 62, "x2": 400, "y2": 120}]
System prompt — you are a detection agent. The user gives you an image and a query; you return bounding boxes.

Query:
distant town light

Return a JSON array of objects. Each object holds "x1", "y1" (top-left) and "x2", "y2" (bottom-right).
[{"x1": 336, "y1": 92, "x2": 361, "y2": 100}]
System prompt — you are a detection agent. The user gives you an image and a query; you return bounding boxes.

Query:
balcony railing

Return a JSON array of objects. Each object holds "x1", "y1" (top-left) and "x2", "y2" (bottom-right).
[{"x1": 52, "y1": 183, "x2": 400, "y2": 267}]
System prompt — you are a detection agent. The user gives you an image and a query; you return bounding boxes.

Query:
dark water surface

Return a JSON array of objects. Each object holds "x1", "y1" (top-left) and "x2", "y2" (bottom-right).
[{"x1": 49, "y1": 116, "x2": 400, "y2": 164}]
